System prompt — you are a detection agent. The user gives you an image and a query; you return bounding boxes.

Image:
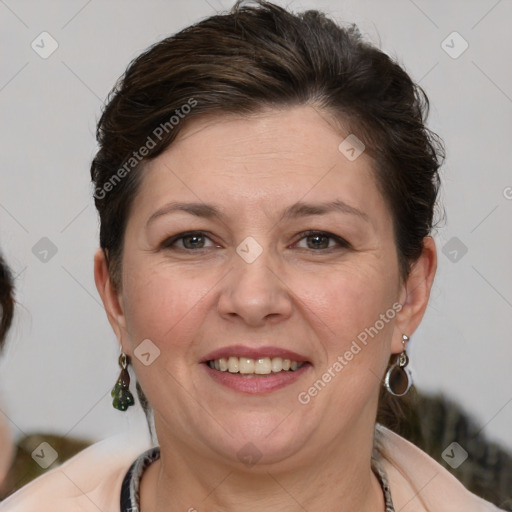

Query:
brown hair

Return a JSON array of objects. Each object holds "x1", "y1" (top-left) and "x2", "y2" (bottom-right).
[
  {"x1": 0, "y1": 255, "x2": 14, "y2": 352},
  {"x1": 91, "y1": 0, "x2": 444, "y2": 425}
]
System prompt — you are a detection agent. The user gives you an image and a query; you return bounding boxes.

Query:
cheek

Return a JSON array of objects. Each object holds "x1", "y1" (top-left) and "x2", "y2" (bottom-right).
[
  {"x1": 300, "y1": 266, "x2": 398, "y2": 411},
  {"x1": 120, "y1": 256, "x2": 210, "y2": 349},
  {"x1": 305, "y1": 262, "x2": 397, "y2": 340}
]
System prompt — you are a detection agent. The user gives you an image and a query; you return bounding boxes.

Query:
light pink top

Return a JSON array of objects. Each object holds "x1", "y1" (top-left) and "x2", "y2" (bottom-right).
[{"x1": 0, "y1": 424, "x2": 502, "y2": 511}]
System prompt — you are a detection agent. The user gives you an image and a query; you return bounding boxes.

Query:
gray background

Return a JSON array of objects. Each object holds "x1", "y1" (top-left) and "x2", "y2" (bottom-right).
[{"x1": 0, "y1": 0, "x2": 511, "y2": 451}]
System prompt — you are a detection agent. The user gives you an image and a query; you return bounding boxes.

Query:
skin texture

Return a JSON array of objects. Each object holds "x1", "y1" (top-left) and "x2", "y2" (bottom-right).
[{"x1": 95, "y1": 106, "x2": 437, "y2": 511}]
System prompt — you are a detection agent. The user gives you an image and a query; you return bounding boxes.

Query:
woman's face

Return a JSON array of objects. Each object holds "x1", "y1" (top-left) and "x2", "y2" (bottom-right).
[{"x1": 103, "y1": 106, "x2": 423, "y2": 468}]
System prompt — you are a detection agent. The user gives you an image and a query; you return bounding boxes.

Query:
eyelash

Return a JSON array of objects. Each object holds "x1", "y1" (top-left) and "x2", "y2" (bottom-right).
[{"x1": 161, "y1": 230, "x2": 351, "y2": 252}]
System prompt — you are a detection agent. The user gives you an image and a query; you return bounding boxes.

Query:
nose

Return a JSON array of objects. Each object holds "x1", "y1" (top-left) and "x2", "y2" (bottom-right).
[{"x1": 217, "y1": 244, "x2": 293, "y2": 328}]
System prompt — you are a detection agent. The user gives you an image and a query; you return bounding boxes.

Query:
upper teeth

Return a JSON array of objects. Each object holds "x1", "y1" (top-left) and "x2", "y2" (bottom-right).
[{"x1": 207, "y1": 356, "x2": 304, "y2": 374}]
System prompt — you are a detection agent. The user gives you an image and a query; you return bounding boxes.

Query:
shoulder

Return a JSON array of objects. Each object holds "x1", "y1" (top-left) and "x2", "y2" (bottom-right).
[
  {"x1": 374, "y1": 423, "x2": 504, "y2": 511},
  {"x1": 0, "y1": 431, "x2": 153, "y2": 512}
]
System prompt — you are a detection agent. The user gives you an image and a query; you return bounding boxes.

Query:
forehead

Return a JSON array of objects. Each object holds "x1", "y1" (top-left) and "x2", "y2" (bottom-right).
[
  {"x1": 131, "y1": 106, "x2": 391, "y2": 227},
  {"x1": 168, "y1": 106, "x2": 356, "y2": 169}
]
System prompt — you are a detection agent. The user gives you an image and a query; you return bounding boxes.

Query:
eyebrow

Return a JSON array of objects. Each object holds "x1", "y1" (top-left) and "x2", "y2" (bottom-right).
[{"x1": 146, "y1": 199, "x2": 370, "y2": 226}]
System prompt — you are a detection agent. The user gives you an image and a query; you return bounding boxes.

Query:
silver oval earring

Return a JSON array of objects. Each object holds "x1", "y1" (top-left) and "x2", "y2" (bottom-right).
[{"x1": 384, "y1": 334, "x2": 412, "y2": 397}]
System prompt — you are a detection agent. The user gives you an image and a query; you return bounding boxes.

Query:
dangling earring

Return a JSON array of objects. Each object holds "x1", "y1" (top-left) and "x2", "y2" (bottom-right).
[
  {"x1": 111, "y1": 352, "x2": 135, "y2": 411},
  {"x1": 384, "y1": 334, "x2": 412, "y2": 397}
]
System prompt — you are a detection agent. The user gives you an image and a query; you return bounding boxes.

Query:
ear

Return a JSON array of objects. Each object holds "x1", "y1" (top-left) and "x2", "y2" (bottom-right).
[
  {"x1": 94, "y1": 248, "x2": 127, "y2": 344},
  {"x1": 391, "y1": 236, "x2": 437, "y2": 353}
]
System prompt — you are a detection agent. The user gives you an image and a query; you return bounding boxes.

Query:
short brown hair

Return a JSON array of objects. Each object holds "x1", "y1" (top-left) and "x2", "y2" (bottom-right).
[
  {"x1": 0, "y1": 255, "x2": 14, "y2": 351},
  {"x1": 91, "y1": 0, "x2": 443, "y2": 289},
  {"x1": 91, "y1": 0, "x2": 444, "y2": 425}
]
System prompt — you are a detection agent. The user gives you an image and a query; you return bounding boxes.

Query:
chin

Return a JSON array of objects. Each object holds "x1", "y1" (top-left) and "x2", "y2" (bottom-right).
[{"x1": 197, "y1": 411, "x2": 314, "y2": 469}]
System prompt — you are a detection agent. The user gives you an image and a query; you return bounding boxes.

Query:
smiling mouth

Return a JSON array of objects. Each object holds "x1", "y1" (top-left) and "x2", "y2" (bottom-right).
[{"x1": 206, "y1": 356, "x2": 306, "y2": 375}]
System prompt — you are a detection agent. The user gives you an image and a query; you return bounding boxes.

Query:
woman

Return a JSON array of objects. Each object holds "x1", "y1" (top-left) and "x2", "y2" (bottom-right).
[
  {"x1": 0, "y1": 256, "x2": 15, "y2": 494},
  {"x1": 0, "y1": 1, "x2": 504, "y2": 510}
]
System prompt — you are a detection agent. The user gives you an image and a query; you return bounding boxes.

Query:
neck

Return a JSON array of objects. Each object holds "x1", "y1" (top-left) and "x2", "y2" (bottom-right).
[{"x1": 140, "y1": 415, "x2": 384, "y2": 512}]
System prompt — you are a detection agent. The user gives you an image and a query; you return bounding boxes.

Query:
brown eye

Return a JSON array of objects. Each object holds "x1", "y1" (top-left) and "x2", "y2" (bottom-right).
[
  {"x1": 294, "y1": 231, "x2": 350, "y2": 251},
  {"x1": 161, "y1": 231, "x2": 216, "y2": 250},
  {"x1": 306, "y1": 233, "x2": 330, "y2": 249},
  {"x1": 181, "y1": 233, "x2": 206, "y2": 249}
]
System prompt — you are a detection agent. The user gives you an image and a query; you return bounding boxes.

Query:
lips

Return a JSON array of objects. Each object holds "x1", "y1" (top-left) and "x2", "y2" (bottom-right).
[{"x1": 200, "y1": 345, "x2": 311, "y2": 393}]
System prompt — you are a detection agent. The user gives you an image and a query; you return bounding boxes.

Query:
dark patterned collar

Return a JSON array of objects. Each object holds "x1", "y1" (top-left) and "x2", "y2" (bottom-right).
[
  {"x1": 120, "y1": 446, "x2": 395, "y2": 511},
  {"x1": 120, "y1": 446, "x2": 160, "y2": 512}
]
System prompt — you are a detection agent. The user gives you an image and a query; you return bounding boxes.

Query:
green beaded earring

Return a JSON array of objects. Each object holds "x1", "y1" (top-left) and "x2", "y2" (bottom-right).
[{"x1": 111, "y1": 352, "x2": 135, "y2": 411}]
